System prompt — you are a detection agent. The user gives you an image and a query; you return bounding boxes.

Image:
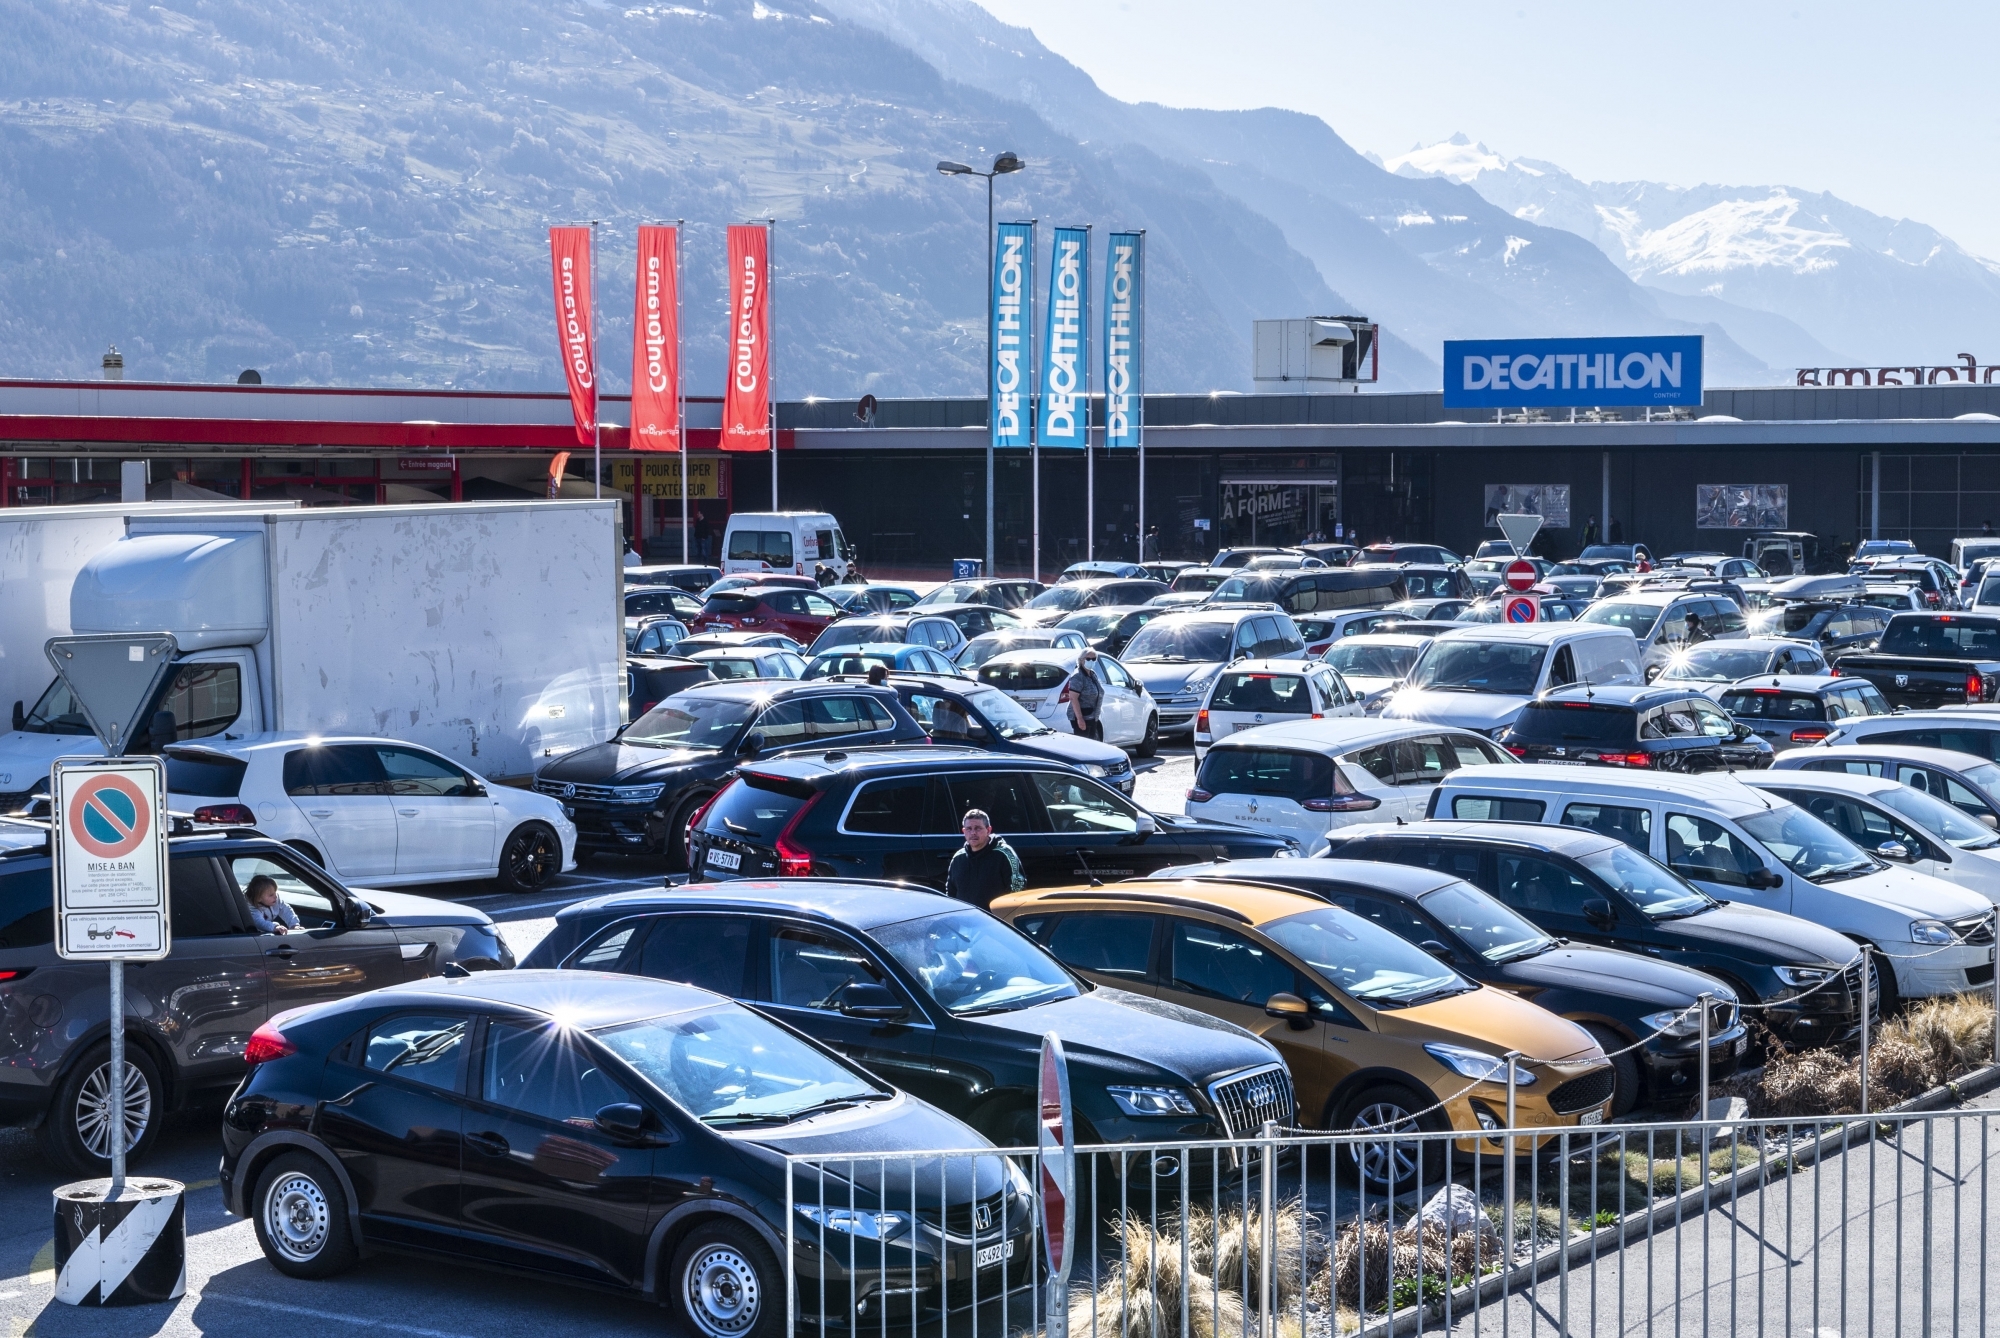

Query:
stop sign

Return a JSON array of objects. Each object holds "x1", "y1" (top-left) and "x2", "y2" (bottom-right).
[{"x1": 1505, "y1": 558, "x2": 1538, "y2": 591}]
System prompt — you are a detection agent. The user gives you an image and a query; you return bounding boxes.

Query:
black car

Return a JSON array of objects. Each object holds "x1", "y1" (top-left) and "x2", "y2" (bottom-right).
[
  {"x1": 220, "y1": 971, "x2": 1036, "y2": 1333},
  {"x1": 627, "y1": 563, "x2": 723, "y2": 593},
  {"x1": 1750, "y1": 600, "x2": 1892, "y2": 655},
  {"x1": 627, "y1": 655, "x2": 712, "y2": 718},
  {"x1": 683, "y1": 750, "x2": 1300, "y2": 891},
  {"x1": 521, "y1": 881, "x2": 1294, "y2": 1146},
  {"x1": 1319, "y1": 822, "x2": 1872, "y2": 1048},
  {"x1": 0, "y1": 825, "x2": 506, "y2": 1172},
  {"x1": 1054, "y1": 605, "x2": 1163, "y2": 656},
  {"x1": 1717, "y1": 675, "x2": 1893, "y2": 751},
  {"x1": 532, "y1": 681, "x2": 929, "y2": 867},
  {"x1": 1147, "y1": 858, "x2": 1745, "y2": 1115},
  {"x1": 1014, "y1": 578, "x2": 1171, "y2": 628},
  {"x1": 624, "y1": 587, "x2": 707, "y2": 621},
  {"x1": 879, "y1": 673, "x2": 1137, "y2": 793},
  {"x1": 1498, "y1": 685, "x2": 1773, "y2": 772}
]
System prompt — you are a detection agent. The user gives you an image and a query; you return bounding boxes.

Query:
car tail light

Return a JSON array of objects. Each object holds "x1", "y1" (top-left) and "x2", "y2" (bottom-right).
[
  {"x1": 1970, "y1": 671, "x2": 1985, "y2": 700},
  {"x1": 193, "y1": 804, "x2": 256, "y2": 826},
  {"x1": 0, "y1": 969, "x2": 29, "y2": 983},
  {"x1": 686, "y1": 786, "x2": 726, "y2": 841},
  {"x1": 638, "y1": 701, "x2": 659, "y2": 714},
  {"x1": 1598, "y1": 752, "x2": 1653, "y2": 767},
  {"x1": 244, "y1": 1023, "x2": 297, "y2": 1066},
  {"x1": 1790, "y1": 726, "x2": 1831, "y2": 743},
  {"x1": 1196, "y1": 709, "x2": 1210, "y2": 733},
  {"x1": 1187, "y1": 787, "x2": 1214, "y2": 803},
  {"x1": 774, "y1": 790, "x2": 825, "y2": 876},
  {"x1": 1503, "y1": 744, "x2": 1527, "y2": 757}
]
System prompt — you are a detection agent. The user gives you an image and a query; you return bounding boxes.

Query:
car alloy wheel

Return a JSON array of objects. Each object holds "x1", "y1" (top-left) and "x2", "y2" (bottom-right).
[
  {"x1": 498, "y1": 824, "x2": 560, "y2": 893},
  {"x1": 1347, "y1": 1099, "x2": 1425, "y2": 1188},
  {"x1": 684, "y1": 1242, "x2": 764, "y2": 1338},
  {"x1": 73, "y1": 1058, "x2": 152, "y2": 1160},
  {"x1": 263, "y1": 1171, "x2": 331, "y2": 1263}
]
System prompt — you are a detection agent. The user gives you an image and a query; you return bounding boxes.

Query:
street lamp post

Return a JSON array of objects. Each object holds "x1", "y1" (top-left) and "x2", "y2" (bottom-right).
[{"x1": 938, "y1": 151, "x2": 1024, "y2": 576}]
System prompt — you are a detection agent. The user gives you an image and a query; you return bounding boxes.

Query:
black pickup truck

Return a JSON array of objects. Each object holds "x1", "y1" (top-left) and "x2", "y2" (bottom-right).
[{"x1": 1832, "y1": 612, "x2": 2000, "y2": 708}]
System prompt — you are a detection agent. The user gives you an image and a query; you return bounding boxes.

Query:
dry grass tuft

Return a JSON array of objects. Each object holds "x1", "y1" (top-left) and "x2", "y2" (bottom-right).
[
  {"x1": 1067, "y1": 1203, "x2": 1325, "y2": 1338},
  {"x1": 1742, "y1": 993, "x2": 1996, "y2": 1118}
]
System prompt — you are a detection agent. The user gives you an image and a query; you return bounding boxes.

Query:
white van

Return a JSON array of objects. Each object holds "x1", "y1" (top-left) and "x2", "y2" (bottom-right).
[
  {"x1": 1381, "y1": 623, "x2": 1641, "y2": 736},
  {"x1": 721, "y1": 511, "x2": 858, "y2": 584},
  {"x1": 1429, "y1": 766, "x2": 1995, "y2": 1007}
]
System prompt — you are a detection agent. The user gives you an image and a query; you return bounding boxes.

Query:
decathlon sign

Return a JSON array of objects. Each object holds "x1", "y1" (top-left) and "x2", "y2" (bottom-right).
[{"x1": 1443, "y1": 335, "x2": 1703, "y2": 409}]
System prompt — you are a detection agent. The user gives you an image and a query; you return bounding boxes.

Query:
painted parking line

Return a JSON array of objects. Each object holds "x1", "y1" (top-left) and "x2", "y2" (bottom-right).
[{"x1": 201, "y1": 1291, "x2": 481, "y2": 1338}]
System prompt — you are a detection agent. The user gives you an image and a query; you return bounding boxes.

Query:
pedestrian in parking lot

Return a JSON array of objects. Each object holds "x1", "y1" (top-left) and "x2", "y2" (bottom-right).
[
  {"x1": 945, "y1": 808, "x2": 1024, "y2": 907},
  {"x1": 1062, "y1": 649, "x2": 1104, "y2": 740}
]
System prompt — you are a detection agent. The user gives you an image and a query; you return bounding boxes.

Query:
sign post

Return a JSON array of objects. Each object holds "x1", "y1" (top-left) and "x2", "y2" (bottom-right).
[
  {"x1": 1495, "y1": 513, "x2": 1544, "y2": 559},
  {"x1": 1037, "y1": 1034, "x2": 1075, "y2": 1338},
  {"x1": 44, "y1": 634, "x2": 186, "y2": 1307}
]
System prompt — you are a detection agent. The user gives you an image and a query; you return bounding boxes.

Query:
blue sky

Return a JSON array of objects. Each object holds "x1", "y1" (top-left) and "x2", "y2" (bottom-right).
[{"x1": 972, "y1": 0, "x2": 2000, "y2": 260}]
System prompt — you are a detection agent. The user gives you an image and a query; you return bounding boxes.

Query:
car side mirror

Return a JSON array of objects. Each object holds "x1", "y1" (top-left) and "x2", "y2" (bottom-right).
[
  {"x1": 1748, "y1": 867, "x2": 1786, "y2": 890},
  {"x1": 1581, "y1": 898, "x2": 1616, "y2": 928},
  {"x1": 345, "y1": 898, "x2": 375, "y2": 929},
  {"x1": 9, "y1": 700, "x2": 20, "y2": 731},
  {"x1": 594, "y1": 1102, "x2": 670, "y2": 1143},
  {"x1": 1419, "y1": 939, "x2": 1455, "y2": 962},
  {"x1": 738, "y1": 731, "x2": 766, "y2": 758},
  {"x1": 1134, "y1": 814, "x2": 1157, "y2": 836},
  {"x1": 834, "y1": 981, "x2": 910, "y2": 1022},
  {"x1": 1263, "y1": 992, "x2": 1313, "y2": 1030},
  {"x1": 1876, "y1": 841, "x2": 1913, "y2": 862}
]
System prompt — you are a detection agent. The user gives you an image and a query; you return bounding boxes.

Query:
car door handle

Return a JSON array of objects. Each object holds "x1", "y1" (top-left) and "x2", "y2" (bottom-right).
[
  {"x1": 398, "y1": 808, "x2": 419, "y2": 817},
  {"x1": 308, "y1": 809, "x2": 332, "y2": 818},
  {"x1": 266, "y1": 945, "x2": 297, "y2": 958},
  {"x1": 465, "y1": 1130, "x2": 510, "y2": 1156}
]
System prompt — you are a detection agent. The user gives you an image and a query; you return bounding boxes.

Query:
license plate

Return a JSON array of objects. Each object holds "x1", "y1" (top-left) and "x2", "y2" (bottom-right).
[
  {"x1": 1735, "y1": 1036, "x2": 1748, "y2": 1056},
  {"x1": 1540, "y1": 759, "x2": 1587, "y2": 766},
  {"x1": 1578, "y1": 1110, "x2": 1604, "y2": 1126},
  {"x1": 705, "y1": 848, "x2": 742, "y2": 871},
  {"x1": 703, "y1": 622, "x2": 730, "y2": 631},
  {"x1": 1232, "y1": 722, "x2": 1258, "y2": 732},
  {"x1": 975, "y1": 1240, "x2": 1015, "y2": 1269}
]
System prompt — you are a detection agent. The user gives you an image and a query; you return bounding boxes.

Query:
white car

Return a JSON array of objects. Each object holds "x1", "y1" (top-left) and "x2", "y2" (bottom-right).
[
  {"x1": 974, "y1": 649, "x2": 1160, "y2": 754},
  {"x1": 1382, "y1": 624, "x2": 1642, "y2": 737},
  {"x1": 1316, "y1": 632, "x2": 1429, "y2": 709},
  {"x1": 1193, "y1": 658, "x2": 1362, "y2": 760},
  {"x1": 164, "y1": 736, "x2": 578, "y2": 893},
  {"x1": 1186, "y1": 718, "x2": 1518, "y2": 851},
  {"x1": 1741, "y1": 770, "x2": 2000, "y2": 907},
  {"x1": 1822, "y1": 709, "x2": 2000, "y2": 762}
]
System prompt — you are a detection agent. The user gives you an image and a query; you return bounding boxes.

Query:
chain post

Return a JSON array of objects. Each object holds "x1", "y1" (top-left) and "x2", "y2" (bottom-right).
[
  {"x1": 1504, "y1": 1050, "x2": 1520, "y2": 1278},
  {"x1": 1858, "y1": 948, "x2": 1872, "y2": 1115},
  {"x1": 1259, "y1": 1119, "x2": 1277, "y2": 1338}
]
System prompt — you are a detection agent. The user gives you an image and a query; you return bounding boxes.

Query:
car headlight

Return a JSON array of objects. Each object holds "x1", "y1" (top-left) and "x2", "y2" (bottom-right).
[
  {"x1": 1080, "y1": 762, "x2": 1111, "y2": 778},
  {"x1": 1423, "y1": 1042, "x2": 1535, "y2": 1086},
  {"x1": 1273, "y1": 842, "x2": 1301, "y2": 859},
  {"x1": 797, "y1": 1206, "x2": 913, "y2": 1240},
  {"x1": 1107, "y1": 1085, "x2": 1199, "y2": 1117},
  {"x1": 612, "y1": 783, "x2": 666, "y2": 804},
  {"x1": 1772, "y1": 964, "x2": 1832, "y2": 987},
  {"x1": 1640, "y1": 1007, "x2": 1704, "y2": 1038},
  {"x1": 1910, "y1": 918, "x2": 1958, "y2": 945}
]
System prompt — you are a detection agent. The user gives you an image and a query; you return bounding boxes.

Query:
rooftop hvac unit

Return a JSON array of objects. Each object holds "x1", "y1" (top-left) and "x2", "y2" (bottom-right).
[{"x1": 1253, "y1": 317, "x2": 1379, "y2": 391}]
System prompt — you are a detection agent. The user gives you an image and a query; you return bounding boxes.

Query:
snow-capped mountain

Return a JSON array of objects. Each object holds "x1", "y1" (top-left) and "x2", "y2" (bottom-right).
[{"x1": 1383, "y1": 134, "x2": 2000, "y2": 368}]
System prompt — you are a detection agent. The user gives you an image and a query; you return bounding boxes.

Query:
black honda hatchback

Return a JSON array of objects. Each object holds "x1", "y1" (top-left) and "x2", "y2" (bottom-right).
[{"x1": 221, "y1": 971, "x2": 1036, "y2": 1337}]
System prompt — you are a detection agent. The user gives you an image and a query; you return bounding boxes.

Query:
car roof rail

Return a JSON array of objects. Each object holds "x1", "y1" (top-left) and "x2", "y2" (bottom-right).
[{"x1": 1036, "y1": 888, "x2": 1254, "y2": 922}]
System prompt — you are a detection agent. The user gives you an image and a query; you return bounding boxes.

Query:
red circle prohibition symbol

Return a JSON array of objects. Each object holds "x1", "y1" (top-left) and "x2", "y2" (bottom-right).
[{"x1": 67, "y1": 775, "x2": 151, "y2": 859}]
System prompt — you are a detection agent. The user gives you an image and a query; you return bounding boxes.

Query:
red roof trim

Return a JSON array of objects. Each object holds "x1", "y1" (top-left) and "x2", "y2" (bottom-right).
[
  {"x1": 0, "y1": 416, "x2": 793, "y2": 452},
  {"x1": 0, "y1": 378, "x2": 724, "y2": 405}
]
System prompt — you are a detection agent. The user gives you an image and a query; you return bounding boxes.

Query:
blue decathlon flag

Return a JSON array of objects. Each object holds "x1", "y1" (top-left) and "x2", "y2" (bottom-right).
[
  {"x1": 1442, "y1": 335, "x2": 1704, "y2": 409},
  {"x1": 1038, "y1": 225, "x2": 1090, "y2": 449},
  {"x1": 990, "y1": 221, "x2": 1034, "y2": 450},
  {"x1": 1103, "y1": 231, "x2": 1142, "y2": 449}
]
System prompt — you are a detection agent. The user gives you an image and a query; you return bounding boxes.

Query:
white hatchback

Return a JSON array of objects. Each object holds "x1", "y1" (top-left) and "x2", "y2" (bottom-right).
[
  {"x1": 164, "y1": 736, "x2": 578, "y2": 893},
  {"x1": 975, "y1": 649, "x2": 1161, "y2": 754},
  {"x1": 1186, "y1": 718, "x2": 1518, "y2": 850},
  {"x1": 1193, "y1": 659, "x2": 1362, "y2": 760}
]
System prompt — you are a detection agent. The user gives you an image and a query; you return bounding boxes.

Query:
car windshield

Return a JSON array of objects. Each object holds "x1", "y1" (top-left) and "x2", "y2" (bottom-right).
[
  {"x1": 915, "y1": 582, "x2": 980, "y2": 605},
  {"x1": 813, "y1": 622, "x2": 893, "y2": 649},
  {"x1": 1418, "y1": 880, "x2": 1556, "y2": 962},
  {"x1": 1966, "y1": 762, "x2": 2000, "y2": 797},
  {"x1": 1579, "y1": 601, "x2": 1665, "y2": 638},
  {"x1": 1059, "y1": 610, "x2": 1131, "y2": 635},
  {"x1": 960, "y1": 636, "x2": 1049, "y2": 670},
  {"x1": 966, "y1": 687, "x2": 1052, "y2": 740},
  {"x1": 805, "y1": 651, "x2": 903, "y2": 679},
  {"x1": 1406, "y1": 639, "x2": 1547, "y2": 694},
  {"x1": 594, "y1": 1005, "x2": 883, "y2": 1126},
  {"x1": 1573, "y1": 843, "x2": 1715, "y2": 918},
  {"x1": 623, "y1": 696, "x2": 757, "y2": 749},
  {"x1": 1657, "y1": 645, "x2": 1777, "y2": 682},
  {"x1": 1026, "y1": 586, "x2": 1090, "y2": 612},
  {"x1": 1878, "y1": 617, "x2": 2000, "y2": 656},
  {"x1": 18, "y1": 678, "x2": 93, "y2": 735},
  {"x1": 1872, "y1": 783, "x2": 2000, "y2": 849},
  {"x1": 1122, "y1": 621, "x2": 1234, "y2": 663},
  {"x1": 1739, "y1": 807, "x2": 1878, "y2": 881},
  {"x1": 1261, "y1": 907, "x2": 1470, "y2": 1005},
  {"x1": 874, "y1": 910, "x2": 1079, "y2": 1015},
  {"x1": 1320, "y1": 642, "x2": 1419, "y2": 680}
]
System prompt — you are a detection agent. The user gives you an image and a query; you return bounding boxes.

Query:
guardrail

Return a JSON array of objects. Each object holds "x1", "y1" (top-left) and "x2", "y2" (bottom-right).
[{"x1": 784, "y1": 1105, "x2": 2000, "y2": 1337}]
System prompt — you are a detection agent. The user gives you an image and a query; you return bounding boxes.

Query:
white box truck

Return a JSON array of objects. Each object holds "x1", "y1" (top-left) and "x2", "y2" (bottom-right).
[{"x1": 0, "y1": 500, "x2": 622, "y2": 808}]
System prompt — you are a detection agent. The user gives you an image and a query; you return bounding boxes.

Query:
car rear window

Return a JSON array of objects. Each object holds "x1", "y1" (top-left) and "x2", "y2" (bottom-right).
[
  {"x1": 1194, "y1": 748, "x2": 1334, "y2": 802},
  {"x1": 700, "y1": 593, "x2": 761, "y2": 614},
  {"x1": 701, "y1": 775, "x2": 812, "y2": 842},
  {"x1": 165, "y1": 748, "x2": 248, "y2": 797},
  {"x1": 980, "y1": 661, "x2": 1069, "y2": 691},
  {"x1": 1719, "y1": 689, "x2": 1825, "y2": 720},
  {"x1": 1507, "y1": 703, "x2": 1636, "y2": 746},
  {"x1": 1210, "y1": 673, "x2": 1312, "y2": 712},
  {"x1": 1878, "y1": 616, "x2": 2000, "y2": 656}
]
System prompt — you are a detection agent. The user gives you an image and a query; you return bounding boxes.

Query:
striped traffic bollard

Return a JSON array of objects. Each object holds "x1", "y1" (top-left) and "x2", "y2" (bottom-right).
[{"x1": 52, "y1": 1177, "x2": 187, "y2": 1306}]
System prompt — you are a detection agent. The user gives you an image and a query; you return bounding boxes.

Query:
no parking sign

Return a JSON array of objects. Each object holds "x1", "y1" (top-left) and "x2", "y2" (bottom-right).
[
  {"x1": 52, "y1": 757, "x2": 169, "y2": 961},
  {"x1": 1502, "y1": 594, "x2": 1541, "y2": 624}
]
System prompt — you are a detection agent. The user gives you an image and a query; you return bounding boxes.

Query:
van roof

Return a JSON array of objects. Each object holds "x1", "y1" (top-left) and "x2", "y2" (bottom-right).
[
  {"x1": 726, "y1": 512, "x2": 838, "y2": 521},
  {"x1": 1432, "y1": 623, "x2": 1632, "y2": 646},
  {"x1": 1438, "y1": 762, "x2": 1782, "y2": 812}
]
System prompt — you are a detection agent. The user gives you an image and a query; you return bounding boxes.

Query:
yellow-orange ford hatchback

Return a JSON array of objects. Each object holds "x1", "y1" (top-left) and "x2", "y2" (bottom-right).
[{"x1": 991, "y1": 880, "x2": 1612, "y2": 1187}]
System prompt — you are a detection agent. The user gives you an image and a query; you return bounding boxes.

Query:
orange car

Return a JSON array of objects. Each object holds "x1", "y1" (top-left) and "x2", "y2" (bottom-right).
[{"x1": 991, "y1": 880, "x2": 1612, "y2": 1187}]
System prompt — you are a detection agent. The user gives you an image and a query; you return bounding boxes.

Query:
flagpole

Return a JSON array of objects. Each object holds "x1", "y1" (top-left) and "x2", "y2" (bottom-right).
[
  {"x1": 1029, "y1": 219, "x2": 1040, "y2": 585},
  {"x1": 590, "y1": 220, "x2": 601, "y2": 500},
  {"x1": 1135, "y1": 229, "x2": 1147, "y2": 562},
  {"x1": 677, "y1": 219, "x2": 688, "y2": 564},
  {"x1": 1083, "y1": 224, "x2": 1094, "y2": 564},
  {"x1": 767, "y1": 217, "x2": 777, "y2": 513}
]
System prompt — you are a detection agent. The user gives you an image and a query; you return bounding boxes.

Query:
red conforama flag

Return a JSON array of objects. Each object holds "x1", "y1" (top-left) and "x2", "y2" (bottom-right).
[
  {"x1": 548, "y1": 226, "x2": 597, "y2": 447},
  {"x1": 630, "y1": 225, "x2": 680, "y2": 452},
  {"x1": 720, "y1": 224, "x2": 770, "y2": 452}
]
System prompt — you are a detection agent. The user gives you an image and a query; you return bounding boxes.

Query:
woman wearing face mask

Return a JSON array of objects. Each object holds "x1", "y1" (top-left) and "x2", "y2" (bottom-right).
[{"x1": 1061, "y1": 649, "x2": 1105, "y2": 742}]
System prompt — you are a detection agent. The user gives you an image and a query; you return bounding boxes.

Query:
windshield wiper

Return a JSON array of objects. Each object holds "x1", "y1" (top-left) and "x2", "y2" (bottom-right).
[
  {"x1": 1648, "y1": 905, "x2": 1711, "y2": 921},
  {"x1": 709, "y1": 1093, "x2": 892, "y2": 1126},
  {"x1": 1493, "y1": 942, "x2": 1556, "y2": 963},
  {"x1": 956, "y1": 987, "x2": 1075, "y2": 1016},
  {"x1": 1401, "y1": 982, "x2": 1477, "y2": 1006}
]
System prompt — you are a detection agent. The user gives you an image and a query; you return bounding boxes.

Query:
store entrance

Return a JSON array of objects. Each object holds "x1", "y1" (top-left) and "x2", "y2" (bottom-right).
[{"x1": 1217, "y1": 478, "x2": 1340, "y2": 550}]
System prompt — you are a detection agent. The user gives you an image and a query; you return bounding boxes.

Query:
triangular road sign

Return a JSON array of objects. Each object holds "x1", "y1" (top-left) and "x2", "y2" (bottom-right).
[
  {"x1": 1496, "y1": 512, "x2": 1545, "y2": 557},
  {"x1": 45, "y1": 634, "x2": 181, "y2": 756}
]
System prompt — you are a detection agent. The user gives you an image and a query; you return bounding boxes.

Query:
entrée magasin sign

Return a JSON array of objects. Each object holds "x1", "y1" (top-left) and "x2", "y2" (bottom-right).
[{"x1": 1443, "y1": 336, "x2": 1704, "y2": 409}]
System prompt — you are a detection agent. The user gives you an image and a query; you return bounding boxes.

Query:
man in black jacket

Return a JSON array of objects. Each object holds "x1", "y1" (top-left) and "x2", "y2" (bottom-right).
[{"x1": 945, "y1": 808, "x2": 1025, "y2": 907}]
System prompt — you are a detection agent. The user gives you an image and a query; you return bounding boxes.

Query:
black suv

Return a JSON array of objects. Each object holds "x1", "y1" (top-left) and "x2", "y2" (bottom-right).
[
  {"x1": 877, "y1": 673, "x2": 1136, "y2": 793},
  {"x1": 0, "y1": 824, "x2": 506, "y2": 1172},
  {"x1": 533, "y1": 681, "x2": 928, "y2": 867},
  {"x1": 1148, "y1": 858, "x2": 1744, "y2": 1115},
  {"x1": 520, "y1": 880, "x2": 1293, "y2": 1146},
  {"x1": 1320, "y1": 822, "x2": 1872, "y2": 1048},
  {"x1": 686, "y1": 750, "x2": 1298, "y2": 893},
  {"x1": 1498, "y1": 685, "x2": 1773, "y2": 772}
]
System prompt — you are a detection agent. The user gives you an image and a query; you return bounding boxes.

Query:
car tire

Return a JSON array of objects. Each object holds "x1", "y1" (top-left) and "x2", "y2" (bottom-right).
[
  {"x1": 40, "y1": 1041, "x2": 163, "y2": 1176},
  {"x1": 496, "y1": 822, "x2": 561, "y2": 894},
  {"x1": 977, "y1": 1101, "x2": 1037, "y2": 1149},
  {"x1": 1332, "y1": 1083, "x2": 1445, "y2": 1193},
  {"x1": 285, "y1": 840, "x2": 326, "y2": 870},
  {"x1": 252, "y1": 1152, "x2": 359, "y2": 1279},
  {"x1": 1134, "y1": 714, "x2": 1159, "y2": 759},
  {"x1": 667, "y1": 792, "x2": 712, "y2": 871},
  {"x1": 1582, "y1": 1024, "x2": 1642, "y2": 1119},
  {"x1": 672, "y1": 1219, "x2": 783, "y2": 1338}
]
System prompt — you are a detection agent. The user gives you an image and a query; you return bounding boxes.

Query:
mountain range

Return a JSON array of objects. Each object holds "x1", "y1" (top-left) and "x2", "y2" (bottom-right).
[{"x1": 0, "y1": 0, "x2": 1985, "y2": 395}]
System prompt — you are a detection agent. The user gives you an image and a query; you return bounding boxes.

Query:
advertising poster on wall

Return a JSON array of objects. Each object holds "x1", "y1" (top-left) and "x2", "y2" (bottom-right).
[
  {"x1": 1482, "y1": 484, "x2": 1571, "y2": 529},
  {"x1": 1696, "y1": 485, "x2": 1788, "y2": 529}
]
